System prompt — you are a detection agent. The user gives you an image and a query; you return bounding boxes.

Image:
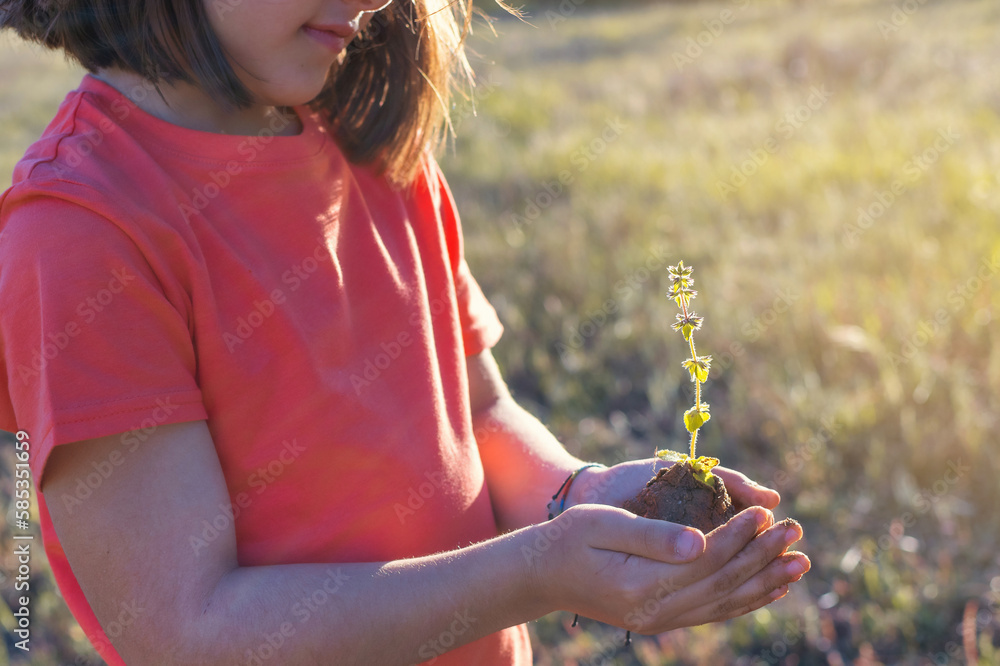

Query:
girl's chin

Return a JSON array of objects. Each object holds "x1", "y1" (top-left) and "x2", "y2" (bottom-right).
[
  {"x1": 259, "y1": 84, "x2": 329, "y2": 109},
  {"x1": 252, "y1": 68, "x2": 337, "y2": 108}
]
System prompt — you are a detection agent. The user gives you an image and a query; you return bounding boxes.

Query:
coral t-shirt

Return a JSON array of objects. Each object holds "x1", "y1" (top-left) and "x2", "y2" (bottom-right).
[{"x1": 0, "y1": 74, "x2": 530, "y2": 665}]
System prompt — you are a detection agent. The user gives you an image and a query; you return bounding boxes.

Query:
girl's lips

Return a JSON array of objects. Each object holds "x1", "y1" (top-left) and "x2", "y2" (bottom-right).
[{"x1": 303, "y1": 26, "x2": 349, "y2": 53}]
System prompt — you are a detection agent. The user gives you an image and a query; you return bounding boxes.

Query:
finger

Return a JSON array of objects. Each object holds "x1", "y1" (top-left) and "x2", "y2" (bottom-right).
[
  {"x1": 695, "y1": 505, "x2": 773, "y2": 565},
  {"x1": 628, "y1": 550, "x2": 808, "y2": 634},
  {"x1": 689, "y1": 518, "x2": 802, "y2": 607},
  {"x1": 680, "y1": 551, "x2": 810, "y2": 626},
  {"x1": 635, "y1": 506, "x2": 771, "y2": 596},
  {"x1": 714, "y1": 466, "x2": 780, "y2": 509},
  {"x1": 714, "y1": 466, "x2": 781, "y2": 510},
  {"x1": 583, "y1": 505, "x2": 707, "y2": 564}
]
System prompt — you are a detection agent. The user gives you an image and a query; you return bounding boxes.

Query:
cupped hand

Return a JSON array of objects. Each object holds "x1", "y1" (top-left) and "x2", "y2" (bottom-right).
[
  {"x1": 570, "y1": 458, "x2": 781, "y2": 515},
  {"x1": 523, "y1": 503, "x2": 809, "y2": 634}
]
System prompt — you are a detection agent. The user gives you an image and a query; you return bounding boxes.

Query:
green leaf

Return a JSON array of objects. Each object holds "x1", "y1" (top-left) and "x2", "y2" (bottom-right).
[
  {"x1": 681, "y1": 358, "x2": 711, "y2": 383},
  {"x1": 689, "y1": 456, "x2": 721, "y2": 488},
  {"x1": 683, "y1": 406, "x2": 711, "y2": 432},
  {"x1": 694, "y1": 363, "x2": 709, "y2": 383},
  {"x1": 668, "y1": 261, "x2": 694, "y2": 285},
  {"x1": 654, "y1": 448, "x2": 687, "y2": 462},
  {"x1": 653, "y1": 451, "x2": 721, "y2": 488},
  {"x1": 672, "y1": 313, "x2": 703, "y2": 341}
]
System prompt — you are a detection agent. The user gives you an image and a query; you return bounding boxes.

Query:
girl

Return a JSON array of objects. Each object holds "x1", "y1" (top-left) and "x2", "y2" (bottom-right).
[{"x1": 0, "y1": 0, "x2": 808, "y2": 663}]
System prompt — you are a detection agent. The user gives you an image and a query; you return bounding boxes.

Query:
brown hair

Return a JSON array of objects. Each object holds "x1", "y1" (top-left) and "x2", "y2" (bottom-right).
[{"x1": 0, "y1": 0, "x2": 479, "y2": 186}]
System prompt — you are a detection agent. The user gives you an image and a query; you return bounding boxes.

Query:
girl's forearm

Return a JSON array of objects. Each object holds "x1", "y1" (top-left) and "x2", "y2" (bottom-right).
[
  {"x1": 473, "y1": 396, "x2": 590, "y2": 532},
  {"x1": 188, "y1": 527, "x2": 547, "y2": 666}
]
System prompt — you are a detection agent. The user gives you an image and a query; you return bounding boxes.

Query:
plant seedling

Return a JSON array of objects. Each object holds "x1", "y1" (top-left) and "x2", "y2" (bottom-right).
[
  {"x1": 622, "y1": 261, "x2": 737, "y2": 533},
  {"x1": 575, "y1": 263, "x2": 742, "y2": 647}
]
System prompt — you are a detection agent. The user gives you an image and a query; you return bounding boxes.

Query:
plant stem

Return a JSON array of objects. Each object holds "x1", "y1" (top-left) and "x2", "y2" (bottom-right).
[
  {"x1": 688, "y1": 335, "x2": 701, "y2": 409},
  {"x1": 681, "y1": 297, "x2": 701, "y2": 458}
]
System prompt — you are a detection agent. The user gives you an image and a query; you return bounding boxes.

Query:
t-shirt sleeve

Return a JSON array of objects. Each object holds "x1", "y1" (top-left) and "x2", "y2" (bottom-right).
[
  {"x1": 0, "y1": 192, "x2": 207, "y2": 482},
  {"x1": 424, "y1": 158, "x2": 504, "y2": 357}
]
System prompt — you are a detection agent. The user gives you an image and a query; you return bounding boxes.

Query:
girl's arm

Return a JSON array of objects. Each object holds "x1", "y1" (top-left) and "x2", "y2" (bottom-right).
[
  {"x1": 465, "y1": 348, "x2": 590, "y2": 531},
  {"x1": 467, "y1": 349, "x2": 781, "y2": 532},
  {"x1": 43, "y1": 420, "x2": 806, "y2": 665}
]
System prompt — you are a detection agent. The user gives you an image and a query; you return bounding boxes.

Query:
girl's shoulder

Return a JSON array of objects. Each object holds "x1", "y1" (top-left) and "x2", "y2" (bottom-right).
[
  {"x1": 0, "y1": 76, "x2": 189, "y2": 279},
  {"x1": 4, "y1": 76, "x2": 156, "y2": 222},
  {"x1": 1, "y1": 73, "x2": 457, "y2": 261}
]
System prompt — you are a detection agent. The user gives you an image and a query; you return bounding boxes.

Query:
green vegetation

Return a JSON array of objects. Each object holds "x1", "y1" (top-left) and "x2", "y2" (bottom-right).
[
  {"x1": 3, "y1": 0, "x2": 1000, "y2": 662},
  {"x1": 654, "y1": 260, "x2": 722, "y2": 488},
  {"x1": 667, "y1": 261, "x2": 711, "y2": 456}
]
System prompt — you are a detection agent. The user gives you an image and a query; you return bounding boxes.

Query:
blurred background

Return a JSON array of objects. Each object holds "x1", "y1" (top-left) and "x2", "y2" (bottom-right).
[{"x1": 2, "y1": 0, "x2": 999, "y2": 663}]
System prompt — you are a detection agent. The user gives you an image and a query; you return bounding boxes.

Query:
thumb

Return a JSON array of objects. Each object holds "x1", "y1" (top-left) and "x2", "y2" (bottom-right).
[{"x1": 583, "y1": 505, "x2": 706, "y2": 564}]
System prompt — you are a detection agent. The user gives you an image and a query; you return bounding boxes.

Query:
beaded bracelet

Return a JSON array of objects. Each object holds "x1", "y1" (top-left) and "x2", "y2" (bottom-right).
[{"x1": 546, "y1": 463, "x2": 606, "y2": 520}]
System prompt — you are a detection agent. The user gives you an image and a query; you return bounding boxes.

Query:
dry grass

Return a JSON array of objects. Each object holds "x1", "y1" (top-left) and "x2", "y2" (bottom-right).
[{"x1": 446, "y1": 0, "x2": 1000, "y2": 663}]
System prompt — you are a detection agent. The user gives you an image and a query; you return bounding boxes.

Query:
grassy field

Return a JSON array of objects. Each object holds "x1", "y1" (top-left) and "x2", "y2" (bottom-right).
[{"x1": 3, "y1": 0, "x2": 1000, "y2": 663}]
